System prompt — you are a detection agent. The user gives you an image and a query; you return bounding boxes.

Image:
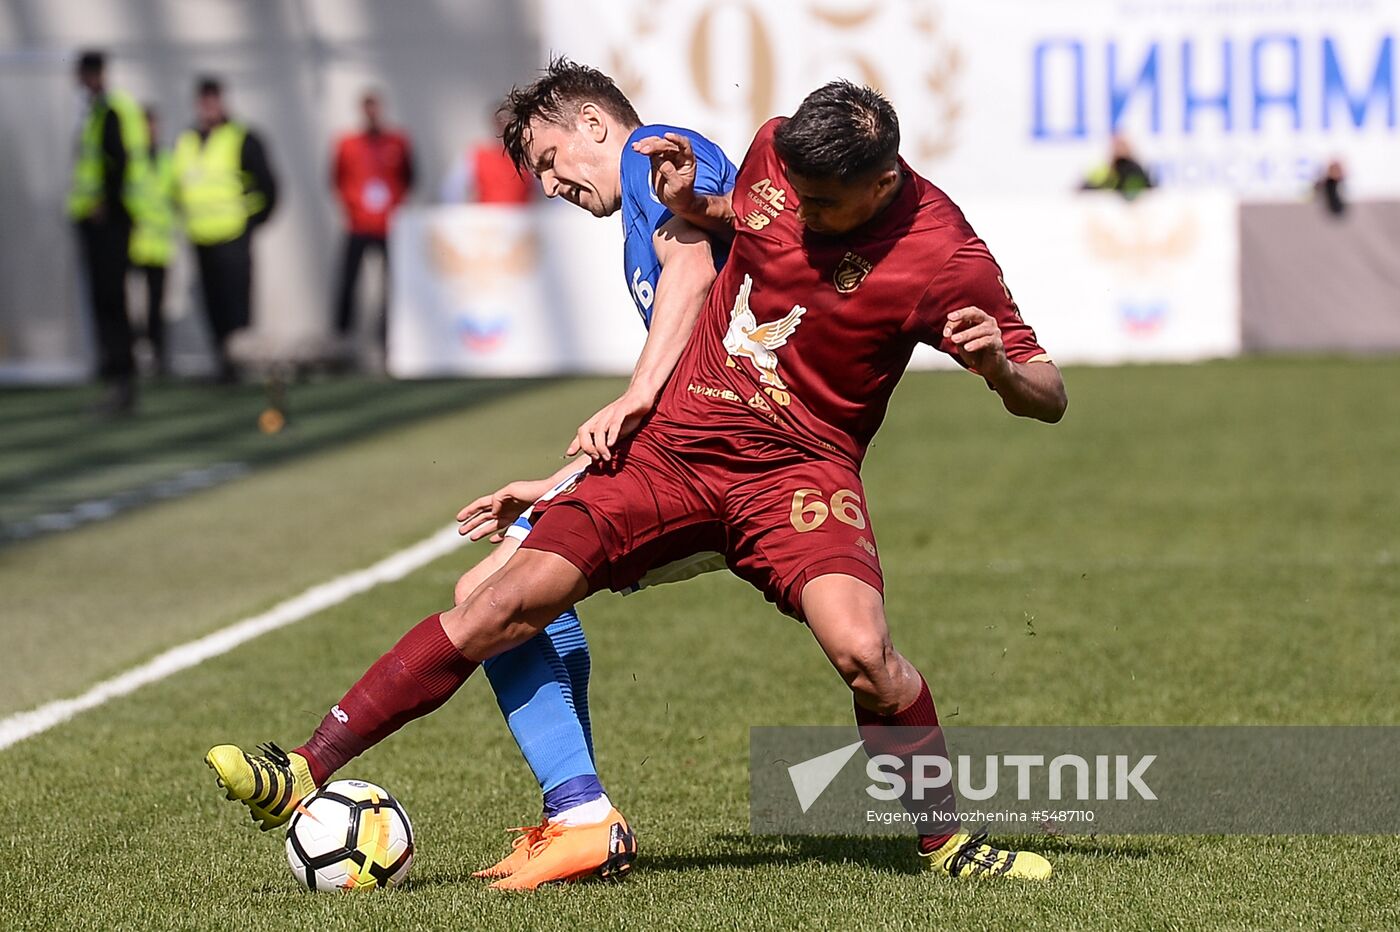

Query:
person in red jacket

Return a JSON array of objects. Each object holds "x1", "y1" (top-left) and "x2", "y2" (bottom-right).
[
  {"x1": 331, "y1": 90, "x2": 415, "y2": 348},
  {"x1": 440, "y1": 106, "x2": 533, "y2": 205}
]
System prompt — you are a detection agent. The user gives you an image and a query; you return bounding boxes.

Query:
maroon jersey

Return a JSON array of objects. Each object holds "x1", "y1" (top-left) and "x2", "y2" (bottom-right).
[{"x1": 652, "y1": 118, "x2": 1049, "y2": 469}]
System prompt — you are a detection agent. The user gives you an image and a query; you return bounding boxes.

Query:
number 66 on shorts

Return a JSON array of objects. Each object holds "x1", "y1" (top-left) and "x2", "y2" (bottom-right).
[{"x1": 789, "y1": 487, "x2": 868, "y2": 533}]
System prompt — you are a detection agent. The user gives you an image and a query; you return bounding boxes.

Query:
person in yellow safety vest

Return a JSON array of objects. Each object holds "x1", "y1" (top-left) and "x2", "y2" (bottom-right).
[
  {"x1": 172, "y1": 76, "x2": 278, "y2": 383},
  {"x1": 129, "y1": 106, "x2": 177, "y2": 377},
  {"x1": 1080, "y1": 134, "x2": 1155, "y2": 201},
  {"x1": 67, "y1": 49, "x2": 149, "y2": 415}
]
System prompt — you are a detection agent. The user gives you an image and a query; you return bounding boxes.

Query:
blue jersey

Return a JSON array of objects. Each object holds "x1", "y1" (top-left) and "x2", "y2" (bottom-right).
[
  {"x1": 620, "y1": 124, "x2": 737, "y2": 328},
  {"x1": 507, "y1": 127, "x2": 735, "y2": 540}
]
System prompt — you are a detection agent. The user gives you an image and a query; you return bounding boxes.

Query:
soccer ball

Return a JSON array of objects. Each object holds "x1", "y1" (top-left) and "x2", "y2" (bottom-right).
[{"x1": 284, "y1": 780, "x2": 414, "y2": 891}]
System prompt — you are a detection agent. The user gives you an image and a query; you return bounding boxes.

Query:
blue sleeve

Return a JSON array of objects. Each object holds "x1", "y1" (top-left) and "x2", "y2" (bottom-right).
[
  {"x1": 623, "y1": 125, "x2": 737, "y2": 239},
  {"x1": 689, "y1": 133, "x2": 737, "y2": 201}
]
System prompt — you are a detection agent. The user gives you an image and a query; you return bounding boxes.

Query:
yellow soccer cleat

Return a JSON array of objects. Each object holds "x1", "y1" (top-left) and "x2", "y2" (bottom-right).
[
  {"x1": 472, "y1": 819, "x2": 550, "y2": 880},
  {"x1": 205, "y1": 742, "x2": 317, "y2": 831},
  {"x1": 488, "y1": 807, "x2": 637, "y2": 891},
  {"x1": 923, "y1": 831, "x2": 1053, "y2": 880}
]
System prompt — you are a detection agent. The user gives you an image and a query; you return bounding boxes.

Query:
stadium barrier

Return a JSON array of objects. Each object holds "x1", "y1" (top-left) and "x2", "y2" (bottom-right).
[
  {"x1": 1241, "y1": 201, "x2": 1400, "y2": 354},
  {"x1": 387, "y1": 191, "x2": 1242, "y2": 378}
]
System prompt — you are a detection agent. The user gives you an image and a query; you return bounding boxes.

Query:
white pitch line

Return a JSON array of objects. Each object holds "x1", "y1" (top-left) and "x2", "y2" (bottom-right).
[{"x1": 0, "y1": 523, "x2": 467, "y2": 752}]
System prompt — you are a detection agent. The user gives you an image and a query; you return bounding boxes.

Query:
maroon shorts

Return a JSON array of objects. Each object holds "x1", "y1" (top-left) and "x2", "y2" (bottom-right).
[{"x1": 521, "y1": 426, "x2": 883, "y2": 618}]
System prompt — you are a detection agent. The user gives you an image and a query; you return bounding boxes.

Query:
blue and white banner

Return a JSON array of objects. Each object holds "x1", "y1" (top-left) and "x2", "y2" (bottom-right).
[{"x1": 542, "y1": 0, "x2": 1399, "y2": 199}]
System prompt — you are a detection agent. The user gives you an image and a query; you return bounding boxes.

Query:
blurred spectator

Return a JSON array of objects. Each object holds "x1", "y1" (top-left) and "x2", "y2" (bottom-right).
[
  {"x1": 439, "y1": 106, "x2": 532, "y2": 204},
  {"x1": 128, "y1": 106, "x2": 177, "y2": 377},
  {"x1": 1314, "y1": 159, "x2": 1347, "y2": 217},
  {"x1": 173, "y1": 77, "x2": 278, "y2": 383},
  {"x1": 67, "y1": 49, "x2": 149, "y2": 415},
  {"x1": 1081, "y1": 134, "x2": 1154, "y2": 200},
  {"x1": 330, "y1": 90, "x2": 415, "y2": 351}
]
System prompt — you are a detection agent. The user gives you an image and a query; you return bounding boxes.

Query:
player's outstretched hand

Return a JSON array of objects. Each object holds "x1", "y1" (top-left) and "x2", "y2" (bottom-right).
[
  {"x1": 944, "y1": 306, "x2": 1012, "y2": 382},
  {"x1": 456, "y1": 479, "x2": 551, "y2": 542},
  {"x1": 633, "y1": 133, "x2": 697, "y2": 215},
  {"x1": 567, "y1": 390, "x2": 651, "y2": 463}
]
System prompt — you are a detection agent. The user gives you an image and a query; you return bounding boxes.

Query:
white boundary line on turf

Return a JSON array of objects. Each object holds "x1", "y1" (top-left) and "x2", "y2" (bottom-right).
[{"x1": 0, "y1": 523, "x2": 467, "y2": 752}]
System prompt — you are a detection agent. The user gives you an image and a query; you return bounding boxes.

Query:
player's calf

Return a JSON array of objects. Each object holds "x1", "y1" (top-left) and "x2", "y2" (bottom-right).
[{"x1": 802, "y1": 574, "x2": 921, "y2": 714}]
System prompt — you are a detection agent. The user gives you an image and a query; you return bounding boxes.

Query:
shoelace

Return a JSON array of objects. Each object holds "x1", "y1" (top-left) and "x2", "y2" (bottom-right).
[
  {"x1": 525, "y1": 821, "x2": 568, "y2": 859},
  {"x1": 944, "y1": 830, "x2": 995, "y2": 876},
  {"x1": 256, "y1": 741, "x2": 292, "y2": 770},
  {"x1": 246, "y1": 742, "x2": 293, "y2": 808},
  {"x1": 503, "y1": 820, "x2": 551, "y2": 856}
]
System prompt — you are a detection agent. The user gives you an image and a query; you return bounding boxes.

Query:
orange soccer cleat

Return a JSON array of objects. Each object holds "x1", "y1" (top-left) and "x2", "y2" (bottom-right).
[
  {"x1": 487, "y1": 807, "x2": 637, "y2": 891},
  {"x1": 472, "y1": 819, "x2": 550, "y2": 880}
]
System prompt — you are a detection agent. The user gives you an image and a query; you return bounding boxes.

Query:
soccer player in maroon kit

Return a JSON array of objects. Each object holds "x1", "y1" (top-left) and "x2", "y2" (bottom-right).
[{"x1": 207, "y1": 81, "x2": 1066, "y2": 882}]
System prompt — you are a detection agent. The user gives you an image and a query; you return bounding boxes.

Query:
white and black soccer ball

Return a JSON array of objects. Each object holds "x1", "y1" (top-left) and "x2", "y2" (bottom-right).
[{"x1": 285, "y1": 780, "x2": 413, "y2": 891}]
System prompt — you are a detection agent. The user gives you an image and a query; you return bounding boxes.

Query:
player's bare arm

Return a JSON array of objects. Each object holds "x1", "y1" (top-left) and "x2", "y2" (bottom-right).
[
  {"x1": 568, "y1": 216, "x2": 716, "y2": 461},
  {"x1": 455, "y1": 456, "x2": 590, "y2": 541},
  {"x1": 633, "y1": 133, "x2": 735, "y2": 236},
  {"x1": 944, "y1": 306, "x2": 1067, "y2": 422}
]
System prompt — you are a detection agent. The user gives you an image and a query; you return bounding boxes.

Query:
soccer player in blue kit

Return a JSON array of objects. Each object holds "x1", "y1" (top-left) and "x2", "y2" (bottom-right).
[{"x1": 206, "y1": 58, "x2": 737, "y2": 890}]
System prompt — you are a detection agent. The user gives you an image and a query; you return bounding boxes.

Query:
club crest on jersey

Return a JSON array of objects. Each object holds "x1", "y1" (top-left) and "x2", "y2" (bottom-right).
[
  {"x1": 833, "y1": 252, "x2": 873, "y2": 293},
  {"x1": 723, "y1": 274, "x2": 805, "y2": 393}
]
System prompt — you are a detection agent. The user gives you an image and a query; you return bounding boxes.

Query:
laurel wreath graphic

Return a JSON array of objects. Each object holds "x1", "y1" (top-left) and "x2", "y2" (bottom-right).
[
  {"x1": 607, "y1": 2, "x2": 662, "y2": 102},
  {"x1": 606, "y1": 0, "x2": 963, "y2": 161},
  {"x1": 1085, "y1": 211, "x2": 1199, "y2": 276},
  {"x1": 912, "y1": 4, "x2": 963, "y2": 162}
]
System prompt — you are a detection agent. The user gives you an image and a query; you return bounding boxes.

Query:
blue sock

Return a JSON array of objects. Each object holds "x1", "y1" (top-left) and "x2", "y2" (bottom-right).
[
  {"x1": 482, "y1": 607, "x2": 604, "y2": 818},
  {"x1": 548, "y1": 611, "x2": 594, "y2": 759}
]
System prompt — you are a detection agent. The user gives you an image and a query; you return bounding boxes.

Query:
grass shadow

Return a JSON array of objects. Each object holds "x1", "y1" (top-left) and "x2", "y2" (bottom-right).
[
  {"x1": 642, "y1": 831, "x2": 1168, "y2": 876},
  {"x1": 397, "y1": 831, "x2": 1174, "y2": 892}
]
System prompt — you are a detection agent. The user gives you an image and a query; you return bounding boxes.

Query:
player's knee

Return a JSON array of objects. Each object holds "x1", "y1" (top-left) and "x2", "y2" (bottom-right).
[
  {"x1": 831, "y1": 631, "x2": 900, "y2": 709},
  {"x1": 451, "y1": 571, "x2": 476, "y2": 606},
  {"x1": 452, "y1": 539, "x2": 519, "y2": 606},
  {"x1": 452, "y1": 561, "x2": 502, "y2": 606},
  {"x1": 441, "y1": 580, "x2": 527, "y2": 659},
  {"x1": 474, "y1": 578, "x2": 529, "y2": 627}
]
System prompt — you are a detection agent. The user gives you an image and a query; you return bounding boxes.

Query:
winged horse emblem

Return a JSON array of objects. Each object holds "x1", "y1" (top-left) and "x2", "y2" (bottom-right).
[{"x1": 722, "y1": 274, "x2": 806, "y2": 390}]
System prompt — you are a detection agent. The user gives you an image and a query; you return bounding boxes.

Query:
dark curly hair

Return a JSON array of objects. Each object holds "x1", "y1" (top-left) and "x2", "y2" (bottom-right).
[
  {"x1": 499, "y1": 56, "x2": 642, "y2": 173},
  {"x1": 774, "y1": 80, "x2": 900, "y2": 181}
]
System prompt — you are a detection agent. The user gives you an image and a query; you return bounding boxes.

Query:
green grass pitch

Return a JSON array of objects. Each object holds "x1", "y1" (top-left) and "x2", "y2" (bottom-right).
[{"x1": 2, "y1": 359, "x2": 1398, "y2": 930}]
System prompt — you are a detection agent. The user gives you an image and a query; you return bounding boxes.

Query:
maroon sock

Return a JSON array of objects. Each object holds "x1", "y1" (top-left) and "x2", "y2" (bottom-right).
[
  {"x1": 854, "y1": 675, "x2": 957, "y2": 853},
  {"x1": 295, "y1": 614, "x2": 478, "y2": 784}
]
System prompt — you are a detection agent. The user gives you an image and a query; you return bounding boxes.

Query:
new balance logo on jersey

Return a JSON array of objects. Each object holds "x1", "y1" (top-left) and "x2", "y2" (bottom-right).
[
  {"x1": 723, "y1": 274, "x2": 805, "y2": 392},
  {"x1": 331, "y1": 705, "x2": 349, "y2": 724},
  {"x1": 742, "y1": 209, "x2": 771, "y2": 230}
]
